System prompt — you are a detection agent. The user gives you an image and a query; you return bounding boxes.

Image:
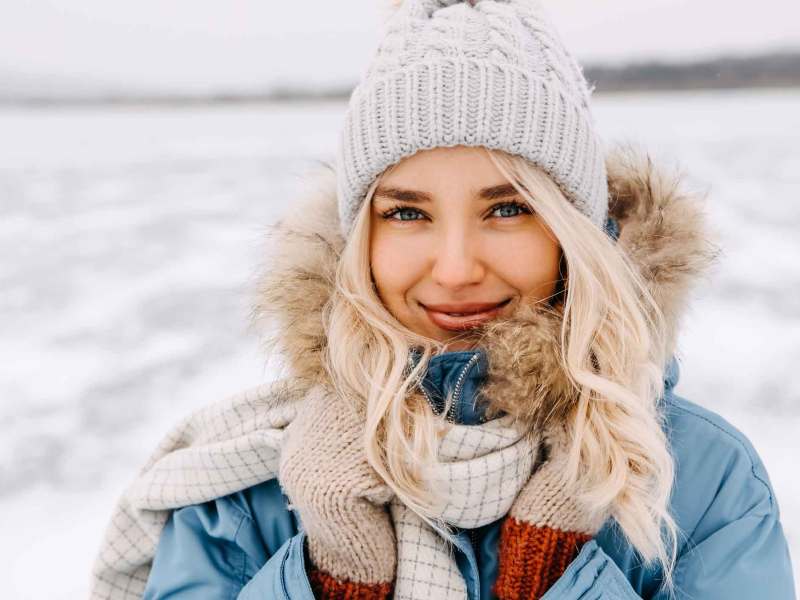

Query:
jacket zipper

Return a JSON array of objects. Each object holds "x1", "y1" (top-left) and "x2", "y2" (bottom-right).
[
  {"x1": 408, "y1": 350, "x2": 432, "y2": 407},
  {"x1": 411, "y1": 350, "x2": 480, "y2": 424},
  {"x1": 418, "y1": 383, "x2": 435, "y2": 411},
  {"x1": 446, "y1": 352, "x2": 481, "y2": 424},
  {"x1": 451, "y1": 353, "x2": 481, "y2": 572}
]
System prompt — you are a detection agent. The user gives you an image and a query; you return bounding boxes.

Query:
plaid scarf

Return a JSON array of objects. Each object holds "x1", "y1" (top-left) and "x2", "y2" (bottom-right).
[
  {"x1": 391, "y1": 412, "x2": 535, "y2": 598},
  {"x1": 89, "y1": 378, "x2": 536, "y2": 599}
]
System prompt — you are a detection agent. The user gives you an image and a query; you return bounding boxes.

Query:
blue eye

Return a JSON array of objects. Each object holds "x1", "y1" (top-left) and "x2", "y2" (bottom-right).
[
  {"x1": 381, "y1": 206, "x2": 426, "y2": 221},
  {"x1": 490, "y1": 201, "x2": 531, "y2": 218}
]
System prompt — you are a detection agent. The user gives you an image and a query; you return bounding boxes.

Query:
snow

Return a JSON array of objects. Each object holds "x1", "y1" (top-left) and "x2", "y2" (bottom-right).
[{"x1": 0, "y1": 88, "x2": 798, "y2": 596}]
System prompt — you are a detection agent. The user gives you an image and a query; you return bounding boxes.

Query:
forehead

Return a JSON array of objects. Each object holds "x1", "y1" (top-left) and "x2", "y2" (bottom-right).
[{"x1": 375, "y1": 145, "x2": 516, "y2": 200}]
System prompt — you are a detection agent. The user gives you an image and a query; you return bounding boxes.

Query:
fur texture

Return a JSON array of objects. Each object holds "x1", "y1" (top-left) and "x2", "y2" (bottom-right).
[
  {"x1": 249, "y1": 169, "x2": 344, "y2": 388},
  {"x1": 248, "y1": 145, "x2": 720, "y2": 430},
  {"x1": 606, "y1": 147, "x2": 720, "y2": 359}
]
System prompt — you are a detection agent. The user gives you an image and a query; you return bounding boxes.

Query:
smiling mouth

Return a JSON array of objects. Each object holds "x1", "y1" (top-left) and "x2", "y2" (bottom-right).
[{"x1": 421, "y1": 298, "x2": 512, "y2": 331}]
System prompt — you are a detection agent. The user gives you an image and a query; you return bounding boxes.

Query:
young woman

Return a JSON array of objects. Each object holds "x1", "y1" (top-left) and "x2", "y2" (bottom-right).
[{"x1": 90, "y1": 1, "x2": 795, "y2": 599}]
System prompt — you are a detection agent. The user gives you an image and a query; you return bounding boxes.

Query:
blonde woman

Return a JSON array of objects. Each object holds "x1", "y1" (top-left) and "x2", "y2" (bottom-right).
[{"x1": 90, "y1": 1, "x2": 795, "y2": 599}]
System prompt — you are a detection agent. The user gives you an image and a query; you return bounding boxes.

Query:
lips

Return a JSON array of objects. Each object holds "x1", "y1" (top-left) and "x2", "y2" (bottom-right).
[{"x1": 421, "y1": 299, "x2": 511, "y2": 331}]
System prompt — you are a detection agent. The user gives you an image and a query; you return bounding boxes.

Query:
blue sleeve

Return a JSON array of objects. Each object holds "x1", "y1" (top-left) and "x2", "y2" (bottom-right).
[
  {"x1": 540, "y1": 540, "x2": 642, "y2": 600},
  {"x1": 142, "y1": 479, "x2": 316, "y2": 600},
  {"x1": 648, "y1": 455, "x2": 796, "y2": 599},
  {"x1": 651, "y1": 505, "x2": 795, "y2": 599},
  {"x1": 647, "y1": 400, "x2": 796, "y2": 599},
  {"x1": 541, "y1": 418, "x2": 796, "y2": 599},
  {"x1": 541, "y1": 508, "x2": 795, "y2": 600}
]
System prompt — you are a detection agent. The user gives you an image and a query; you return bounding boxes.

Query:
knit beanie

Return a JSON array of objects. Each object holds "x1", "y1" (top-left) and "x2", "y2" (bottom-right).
[{"x1": 335, "y1": 0, "x2": 609, "y2": 239}]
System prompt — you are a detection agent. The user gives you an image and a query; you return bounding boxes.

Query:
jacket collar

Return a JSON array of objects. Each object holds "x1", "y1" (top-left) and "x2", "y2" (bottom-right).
[
  {"x1": 408, "y1": 347, "x2": 490, "y2": 425},
  {"x1": 249, "y1": 145, "x2": 717, "y2": 429},
  {"x1": 406, "y1": 348, "x2": 682, "y2": 426}
]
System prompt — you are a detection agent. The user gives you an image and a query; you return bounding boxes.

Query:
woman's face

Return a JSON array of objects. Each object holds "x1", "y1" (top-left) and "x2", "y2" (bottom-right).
[{"x1": 369, "y1": 145, "x2": 562, "y2": 351}]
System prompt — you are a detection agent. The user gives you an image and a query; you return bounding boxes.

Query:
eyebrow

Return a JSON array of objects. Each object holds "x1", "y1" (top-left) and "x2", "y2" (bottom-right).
[{"x1": 373, "y1": 183, "x2": 520, "y2": 203}]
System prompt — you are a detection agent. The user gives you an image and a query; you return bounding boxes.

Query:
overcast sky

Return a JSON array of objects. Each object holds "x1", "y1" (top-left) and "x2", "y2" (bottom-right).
[{"x1": 2, "y1": 0, "x2": 799, "y2": 94}]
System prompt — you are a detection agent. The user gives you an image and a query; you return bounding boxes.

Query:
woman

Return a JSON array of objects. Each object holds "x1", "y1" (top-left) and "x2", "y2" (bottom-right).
[{"x1": 90, "y1": 1, "x2": 795, "y2": 599}]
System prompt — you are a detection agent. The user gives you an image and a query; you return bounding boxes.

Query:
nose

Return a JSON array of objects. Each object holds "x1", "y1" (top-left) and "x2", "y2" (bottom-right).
[{"x1": 430, "y1": 225, "x2": 485, "y2": 289}]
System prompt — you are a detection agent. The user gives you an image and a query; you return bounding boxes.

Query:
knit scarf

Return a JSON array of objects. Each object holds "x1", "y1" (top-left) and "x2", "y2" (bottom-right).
[
  {"x1": 391, "y1": 411, "x2": 536, "y2": 598},
  {"x1": 88, "y1": 379, "x2": 537, "y2": 599}
]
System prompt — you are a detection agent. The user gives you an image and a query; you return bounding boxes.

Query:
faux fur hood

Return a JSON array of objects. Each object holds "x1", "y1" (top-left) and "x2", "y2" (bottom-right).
[{"x1": 248, "y1": 145, "x2": 720, "y2": 429}]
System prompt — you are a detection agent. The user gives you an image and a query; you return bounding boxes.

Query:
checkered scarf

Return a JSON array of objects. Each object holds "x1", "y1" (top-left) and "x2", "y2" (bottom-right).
[
  {"x1": 392, "y1": 412, "x2": 536, "y2": 598},
  {"x1": 89, "y1": 378, "x2": 536, "y2": 599}
]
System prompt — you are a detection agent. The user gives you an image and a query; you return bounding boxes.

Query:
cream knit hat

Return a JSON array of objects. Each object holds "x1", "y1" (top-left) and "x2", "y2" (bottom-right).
[{"x1": 335, "y1": 0, "x2": 609, "y2": 238}]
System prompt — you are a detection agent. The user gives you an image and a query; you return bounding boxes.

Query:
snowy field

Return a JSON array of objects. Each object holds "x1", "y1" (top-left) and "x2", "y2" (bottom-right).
[{"x1": 1, "y1": 88, "x2": 798, "y2": 597}]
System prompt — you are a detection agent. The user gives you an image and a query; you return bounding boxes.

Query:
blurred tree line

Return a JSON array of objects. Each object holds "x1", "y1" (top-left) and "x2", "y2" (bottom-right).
[{"x1": 586, "y1": 51, "x2": 800, "y2": 93}]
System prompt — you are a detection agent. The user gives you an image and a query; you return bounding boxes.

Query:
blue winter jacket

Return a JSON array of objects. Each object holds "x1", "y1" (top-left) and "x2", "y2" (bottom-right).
[{"x1": 142, "y1": 353, "x2": 796, "y2": 599}]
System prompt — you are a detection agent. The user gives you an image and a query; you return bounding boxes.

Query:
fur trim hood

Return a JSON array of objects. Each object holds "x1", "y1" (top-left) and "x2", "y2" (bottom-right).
[{"x1": 248, "y1": 145, "x2": 720, "y2": 428}]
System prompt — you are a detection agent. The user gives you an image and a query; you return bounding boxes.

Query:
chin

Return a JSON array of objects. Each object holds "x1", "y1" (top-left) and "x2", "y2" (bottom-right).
[{"x1": 443, "y1": 339, "x2": 477, "y2": 352}]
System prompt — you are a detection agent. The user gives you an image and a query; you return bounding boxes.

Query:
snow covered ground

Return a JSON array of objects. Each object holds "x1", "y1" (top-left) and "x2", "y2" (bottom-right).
[{"x1": 1, "y1": 88, "x2": 798, "y2": 597}]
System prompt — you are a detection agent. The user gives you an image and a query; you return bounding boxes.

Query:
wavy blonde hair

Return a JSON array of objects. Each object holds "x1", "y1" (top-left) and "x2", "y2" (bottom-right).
[{"x1": 323, "y1": 147, "x2": 680, "y2": 595}]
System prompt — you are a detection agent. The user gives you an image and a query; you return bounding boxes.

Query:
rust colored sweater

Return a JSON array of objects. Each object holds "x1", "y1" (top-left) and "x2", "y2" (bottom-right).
[{"x1": 306, "y1": 515, "x2": 591, "y2": 600}]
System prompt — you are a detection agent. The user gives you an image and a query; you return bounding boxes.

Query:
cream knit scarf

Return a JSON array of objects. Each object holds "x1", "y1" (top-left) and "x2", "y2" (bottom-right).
[
  {"x1": 391, "y1": 409, "x2": 535, "y2": 599},
  {"x1": 89, "y1": 378, "x2": 536, "y2": 599}
]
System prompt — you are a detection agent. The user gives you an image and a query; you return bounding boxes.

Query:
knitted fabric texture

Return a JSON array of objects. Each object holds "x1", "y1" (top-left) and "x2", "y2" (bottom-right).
[
  {"x1": 388, "y1": 413, "x2": 537, "y2": 598},
  {"x1": 308, "y1": 568, "x2": 393, "y2": 599},
  {"x1": 336, "y1": 0, "x2": 608, "y2": 237},
  {"x1": 492, "y1": 421, "x2": 607, "y2": 599},
  {"x1": 88, "y1": 380, "x2": 538, "y2": 600},
  {"x1": 493, "y1": 519, "x2": 592, "y2": 599},
  {"x1": 278, "y1": 384, "x2": 398, "y2": 586},
  {"x1": 89, "y1": 379, "x2": 305, "y2": 599}
]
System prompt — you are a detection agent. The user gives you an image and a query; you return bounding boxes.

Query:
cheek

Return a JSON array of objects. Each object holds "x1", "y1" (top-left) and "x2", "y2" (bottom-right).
[
  {"x1": 369, "y1": 234, "x2": 427, "y2": 304},
  {"x1": 489, "y1": 231, "x2": 561, "y2": 295}
]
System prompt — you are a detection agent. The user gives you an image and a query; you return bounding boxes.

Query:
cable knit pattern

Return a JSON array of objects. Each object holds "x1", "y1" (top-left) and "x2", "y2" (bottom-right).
[{"x1": 336, "y1": 0, "x2": 608, "y2": 236}]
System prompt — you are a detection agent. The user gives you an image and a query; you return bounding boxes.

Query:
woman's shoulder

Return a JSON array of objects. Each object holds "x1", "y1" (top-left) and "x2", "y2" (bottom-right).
[
  {"x1": 170, "y1": 476, "x2": 300, "y2": 557},
  {"x1": 662, "y1": 391, "x2": 774, "y2": 497},
  {"x1": 138, "y1": 376, "x2": 310, "y2": 555},
  {"x1": 660, "y1": 389, "x2": 780, "y2": 535},
  {"x1": 217, "y1": 477, "x2": 292, "y2": 519}
]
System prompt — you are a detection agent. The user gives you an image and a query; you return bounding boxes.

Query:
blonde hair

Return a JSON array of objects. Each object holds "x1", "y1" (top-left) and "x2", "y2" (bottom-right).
[{"x1": 323, "y1": 147, "x2": 680, "y2": 595}]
